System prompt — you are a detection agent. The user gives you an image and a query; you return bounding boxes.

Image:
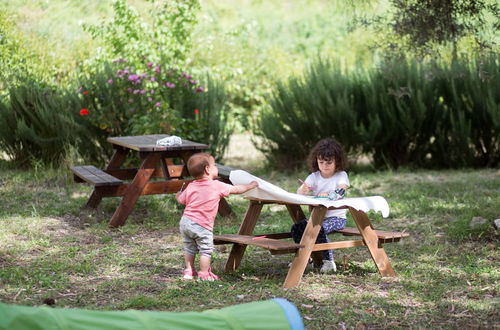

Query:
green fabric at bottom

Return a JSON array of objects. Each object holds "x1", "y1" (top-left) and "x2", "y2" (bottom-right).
[{"x1": 0, "y1": 299, "x2": 303, "y2": 330}]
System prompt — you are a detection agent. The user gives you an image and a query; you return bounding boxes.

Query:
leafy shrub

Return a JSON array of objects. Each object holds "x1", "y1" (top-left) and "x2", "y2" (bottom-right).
[
  {"x1": 428, "y1": 56, "x2": 500, "y2": 167},
  {"x1": 76, "y1": 59, "x2": 232, "y2": 161},
  {"x1": 83, "y1": 0, "x2": 199, "y2": 69},
  {"x1": 171, "y1": 75, "x2": 233, "y2": 159},
  {"x1": 257, "y1": 59, "x2": 366, "y2": 168},
  {"x1": 258, "y1": 55, "x2": 500, "y2": 169},
  {"x1": 0, "y1": 80, "x2": 92, "y2": 165},
  {"x1": 0, "y1": 12, "x2": 43, "y2": 93}
]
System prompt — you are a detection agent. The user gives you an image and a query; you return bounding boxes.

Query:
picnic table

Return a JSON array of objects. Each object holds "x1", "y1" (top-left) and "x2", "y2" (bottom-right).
[
  {"x1": 71, "y1": 134, "x2": 233, "y2": 227},
  {"x1": 214, "y1": 171, "x2": 409, "y2": 288}
]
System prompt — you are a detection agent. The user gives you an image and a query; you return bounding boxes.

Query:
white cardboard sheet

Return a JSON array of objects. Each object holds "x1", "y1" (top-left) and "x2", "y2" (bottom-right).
[{"x1": 229, "y1": 170, "x2": 390, "y2": 218}]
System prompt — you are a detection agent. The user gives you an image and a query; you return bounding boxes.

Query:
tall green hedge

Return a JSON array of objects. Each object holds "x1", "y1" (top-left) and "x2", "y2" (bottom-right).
[
  {"x1": 258, "y1": 56, "x2": 500, "y2": 169},
  {"x1": 0, "y1": 81, "x2": 99, "y2": 166}
]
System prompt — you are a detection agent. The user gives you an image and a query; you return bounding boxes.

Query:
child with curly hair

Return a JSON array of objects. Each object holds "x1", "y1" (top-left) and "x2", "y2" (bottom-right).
[{"x1": 292, "y1": 138, "x2": 349, "y2": 273}]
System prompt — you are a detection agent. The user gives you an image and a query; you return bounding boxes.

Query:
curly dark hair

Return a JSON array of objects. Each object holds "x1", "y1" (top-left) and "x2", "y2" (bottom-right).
[{"x1": 307, "y1": 138, "x2": 346, "y2": 172}]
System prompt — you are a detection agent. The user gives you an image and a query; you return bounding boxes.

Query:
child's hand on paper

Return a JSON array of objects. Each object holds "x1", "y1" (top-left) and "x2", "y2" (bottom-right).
[{"x1": 298, "y1": 181, "x2": 313, "y2": 195}]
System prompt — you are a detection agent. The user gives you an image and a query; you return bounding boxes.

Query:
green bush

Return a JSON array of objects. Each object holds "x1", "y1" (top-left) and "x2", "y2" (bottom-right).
[
  {"x1": 428, "y1": 57, "x2": 500, "y2": 167},
  {"x1": 83, "y1": 0, "x2": 199, "y2": 70},
  {"x1": 0, "y1": 81, "x2": 93, "y2": 165},
  {"x1": 258, "y1": 55, "x2": 500, "y2": 169},
  {"x1": 76, "y1": 60, "x2": 232, "y2": 161},
  {"x1": 171, "y1": 75, "x2": 233, "y2": 160},
  {"x1": 257, "y1": 59, "x2": 362, "y2": 167}
]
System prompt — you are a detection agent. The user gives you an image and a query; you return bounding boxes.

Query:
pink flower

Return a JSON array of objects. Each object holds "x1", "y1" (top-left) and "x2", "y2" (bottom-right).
[
  {"x1": 165, "y1": 82, "x2": 176, "y2": 88},
  {"x1": 194, "y1": 109, "x2": 200, "y2": 115},
  {"x1": 155, "y1": 102, "x2": 161, "y2": 107},
  {"x1": 107, "y1": 79, "x2": 113, "y2": 84},
  {"x1": 128, "y1": 74, "x2": 141, "y2": 84}
]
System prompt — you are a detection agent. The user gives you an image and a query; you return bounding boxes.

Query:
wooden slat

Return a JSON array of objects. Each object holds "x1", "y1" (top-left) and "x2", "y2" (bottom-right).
[
  {"x1": 284, "y1": 206, "x2": 327, "y2": 288},
  {"x1": 108, "y1": 153, "x2": 161, "y2": 227},
  {"x1": 225, "y1": 201, "x2": 263, "y2": 271},
  {"x1": 71, "y1": 166, "x2": 122, "y2": 186},
  {"x1": 107, "y1": 135, "x2": 208, "y2": 152},
  {"x1": 336, "y1": 227, "x2": 410, "y2": 240},
  {"x1": 311, "y1": 240, "x2": 366, "y2": 250},
  {"x1": 349, "y1": 207, "x2": 396, "y2": 277},
  {"x1": 214, "y1": 234, "x2": 303, "y2": 251}
]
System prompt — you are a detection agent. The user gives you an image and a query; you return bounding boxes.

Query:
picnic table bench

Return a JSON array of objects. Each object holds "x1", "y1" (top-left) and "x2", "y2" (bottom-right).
[
  {"x1": 71, "y1": 135, "x2": 234, "y2": 227},
  {"x1": 214, "y1": 227, "x2": 408, "y2": 254}
]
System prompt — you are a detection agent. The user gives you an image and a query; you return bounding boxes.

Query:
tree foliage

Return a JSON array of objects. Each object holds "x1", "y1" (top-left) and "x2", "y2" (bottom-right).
[
  {"x1": 83, "y1": 0, "x2": 200, "y2": 68},
  {"x1": 389, "y1": 0, "x2": 499, "y2": 56}
]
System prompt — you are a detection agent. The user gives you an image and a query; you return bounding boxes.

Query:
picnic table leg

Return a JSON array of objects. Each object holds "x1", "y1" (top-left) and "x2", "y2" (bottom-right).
[
  {"x1": 285, "y1": 204, "x2": 306, "y2": 223},
  {"x1": 86, "y1": 147, "x2": 129, "y2": 208},
  {"x1": 285, "y1": 205, "x2": 323, "y2": 267},
  {"x1": 218, "y1": 197, "x2": 233, "y2": 217},
  {"x1": 349, "y1": 207, "x2": 397, "y2": 277},
  {"x1": 224, "y1": 201, "x2": 263, "y2": 272},
  {"x1": 108, "y1": 153, "x2": 161, "y2": 228},
  {"x1": 284, "y1": 206, "x2": 327, "y2": 288}
]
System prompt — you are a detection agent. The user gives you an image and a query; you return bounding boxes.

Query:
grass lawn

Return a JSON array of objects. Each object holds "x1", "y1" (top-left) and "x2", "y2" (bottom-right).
[{"x1": 0, "y1": 159, "x2": 498, "y2": 329}]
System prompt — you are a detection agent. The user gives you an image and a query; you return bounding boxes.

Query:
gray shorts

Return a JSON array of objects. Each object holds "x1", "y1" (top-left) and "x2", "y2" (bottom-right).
[{"x1": 179, "y1": 216, "x2": 214, "y2": 256}]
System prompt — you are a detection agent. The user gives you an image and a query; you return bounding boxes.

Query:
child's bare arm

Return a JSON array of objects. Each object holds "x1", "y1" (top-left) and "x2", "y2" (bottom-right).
[
  {"x1": 297, "y1": 182, "x2": 312, "y2": 195},
  {"x1": 176, "y1": 190, "x2": 186, "y2": 205},
  {"x1": 229, "y1": 181, "x2": 258, "y2": 194}
]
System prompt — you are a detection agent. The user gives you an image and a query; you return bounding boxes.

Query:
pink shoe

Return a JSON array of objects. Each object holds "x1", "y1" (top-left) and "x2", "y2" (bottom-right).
[
  {"x1": 182, "y1": 269, "x2": 198, "y2": 280},
  {"x1": 198, "y1": 268, "x2": 219, "y2": 281}
]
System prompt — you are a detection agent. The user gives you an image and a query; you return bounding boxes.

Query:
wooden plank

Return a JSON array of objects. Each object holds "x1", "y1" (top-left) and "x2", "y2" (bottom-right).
[
  {"x1": 225, "y1": 201, "x2": 263, "y2": 271},
  {"x1": 107, "y1": 135, "x2": 208, "y2": 152},
  {"x1": 349, "y1": 207, "x2": 396, "y2": 277},
  {"x1": 286, "y1": 204, "x2": 306, "y2": 224},
  {"x1": 336, "y1": 227, "x2": 410, "y2": 240},
  {"x1": 85, "y1": 148, "x2": 129, "y2": 208},
  {"x1": 213, "y1": 234, "x2": 302, "y2": 251},
  {"x1": 107, "y1": 147, "x2": 129, "y2": 168},
  {"x1": 286, "y1": 204, "x2": 324, "y2": 267},
  {"x1": 105, "y1": 167, "x2": 173, "y2": 180},
  {"x1": 218, "y1": 197, "x2": 233, "y2": 217},
  {"x1": 284, "y1": 206, "x2": 327, "y2": 288},
  {"x1": 108, "y1": 153, "x2": 161, "y2": 227},
  {"x1": 88, "y1": 180, "x2": 192, "y2": 198},
  {"x1": 214, "y1": 232, "x2": 292, "y2": 244},
  {"x1": 311, "y1": 240, "x2": 366, "y2": 250},
  {"x1": 71, "y1": 166, "x2": 122, "y2": 186}
]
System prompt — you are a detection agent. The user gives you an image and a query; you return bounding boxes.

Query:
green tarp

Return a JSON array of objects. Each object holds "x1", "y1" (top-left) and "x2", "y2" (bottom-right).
[{"x1": 0, "y1": 298, "x2": 304, "y2": 330}]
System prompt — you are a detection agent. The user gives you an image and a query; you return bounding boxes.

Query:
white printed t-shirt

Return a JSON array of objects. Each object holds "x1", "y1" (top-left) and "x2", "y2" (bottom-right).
[{"x1": 304, "y1": 170, "x2": 350, "y2": 218}]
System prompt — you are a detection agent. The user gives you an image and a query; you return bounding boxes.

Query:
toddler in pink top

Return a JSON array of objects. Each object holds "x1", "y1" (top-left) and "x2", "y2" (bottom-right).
[{"x1": 176, "y1": 153, "x2": 258, "y2": 281}]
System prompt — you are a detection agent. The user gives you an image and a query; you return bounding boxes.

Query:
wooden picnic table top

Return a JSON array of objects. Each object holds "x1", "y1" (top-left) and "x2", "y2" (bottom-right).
[{"x1": 107, "y1": 134, "x2": 209, "y2": 152}]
